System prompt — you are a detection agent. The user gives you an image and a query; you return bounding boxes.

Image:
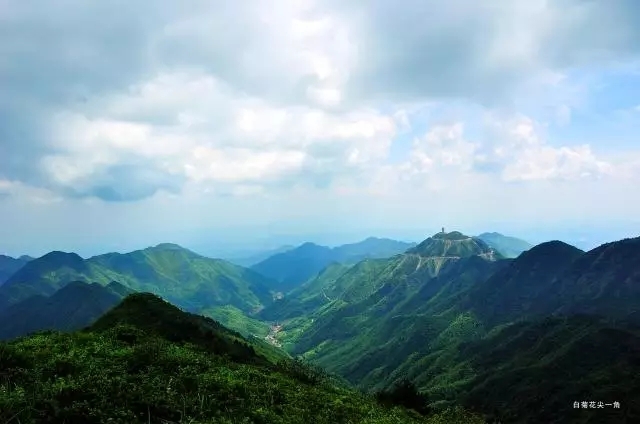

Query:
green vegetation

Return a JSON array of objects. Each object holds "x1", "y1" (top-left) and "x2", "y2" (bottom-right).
[
  {"x1": 202, "y1": 304, "x2": 271, "y2": 338},
  {"x1": 0, "y1": 293, "x2": 485, "y2": 424},
  {"x1": 375, "y1": 380, "x2": 431, "y2": 416},
  {"x1": 274, "y1": 233, "x2": 640, "y2": 423},
  {"x1": 2, "y1": 232, "x2": 639, "y2": 422},
  {"x1": 0, "y1": 244, "x2": 274, "y2": 317},
  {"x1": 251, "y1": 238, "x2": 414, "y2": 293},
  {"x1": 454, "y1": 316, "x2": 640, "y2": 423}
]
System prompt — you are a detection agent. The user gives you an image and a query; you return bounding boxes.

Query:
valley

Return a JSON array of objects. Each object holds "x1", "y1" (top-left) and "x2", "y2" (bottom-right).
[{"x1": 0, "y1": 231, "x2": 638, "y2": 423}]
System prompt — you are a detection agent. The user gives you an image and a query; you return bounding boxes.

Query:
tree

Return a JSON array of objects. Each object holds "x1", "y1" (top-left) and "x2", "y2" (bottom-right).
[{"x1": 375, "y1": 379, "x2": 430, "y2": 415}]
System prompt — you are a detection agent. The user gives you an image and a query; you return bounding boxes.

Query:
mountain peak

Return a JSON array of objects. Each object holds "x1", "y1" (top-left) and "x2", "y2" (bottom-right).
[
  {"x1": 90, "y1": 292, "x2": 267, "y2": 364},
  {"x1": 431, "y1": 231, "x2": 469, "y2": 241},
  {"x1": 149, "y1": 243, "x2": 186, "y2": 251},
  {"x1": 525, "y1": 240, "x2": 583, "y2": 257},
  {"x1": 39, "y1": 250, "x2": 84, "y2": 261},
  {"x1": 299, "y1": 242, "x2": 324, "y2": 249},
  {"x1": 26, "y1": 251, "x2": 86, "y2": 271},
  {"x1": 142, "y1": 243, "x2": 202, "y2": 258},
  {"x1": 407, "y1": 231, "x2": 501, "y2": 260}
]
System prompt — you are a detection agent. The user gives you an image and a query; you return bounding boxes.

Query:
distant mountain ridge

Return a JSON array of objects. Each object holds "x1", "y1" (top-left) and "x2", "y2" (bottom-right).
[
  {"x1": 476, "y1": 232, "x2": 533, "y2": 258},
  {"x1": 0, "y1": 244, "x2": 276, "y2": 318},
  {"x1": 251, "y1": 237, "x2": 416, "y2": 293},
  {"x1": 0, "y1": 254, "x2": 32, "y2": 285}
]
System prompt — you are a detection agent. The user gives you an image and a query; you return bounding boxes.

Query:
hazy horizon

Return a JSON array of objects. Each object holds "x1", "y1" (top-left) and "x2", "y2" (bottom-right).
[
  {"x1": 2, "y1": 223, "x2": 638, "y2": 260},
  {"x1": 2, "y1": 1, "x2": 640, "y2": 259}
]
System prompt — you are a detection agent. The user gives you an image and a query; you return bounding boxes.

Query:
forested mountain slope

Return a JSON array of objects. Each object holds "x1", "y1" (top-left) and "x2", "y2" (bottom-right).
[
  {"x1": 267, "y1": 233, "x2": 640, "y2": 423},
  {"x1": 0, "y1": 293, "x2": 485, "y2": 423}
]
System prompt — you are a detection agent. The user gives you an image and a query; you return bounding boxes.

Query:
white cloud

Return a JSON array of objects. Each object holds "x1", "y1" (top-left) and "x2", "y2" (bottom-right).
[
  {"x1": 0, "y1": 179, "x2": 61, "y2": 204},
  {"x1": 502, "y1": 145, "x2": 613, "y2": 182},
  {"x1": 395, "y1": 115, "x2": 614, "y2": 186},
  {"x1": 42, "y1": 70, "x2": 400, "y2": 199}
]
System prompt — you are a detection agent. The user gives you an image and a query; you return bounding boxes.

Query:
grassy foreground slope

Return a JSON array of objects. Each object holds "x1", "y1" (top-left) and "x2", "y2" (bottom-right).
[{"x1": 0, "y1": 293, "x2": 484, "y2": 424}]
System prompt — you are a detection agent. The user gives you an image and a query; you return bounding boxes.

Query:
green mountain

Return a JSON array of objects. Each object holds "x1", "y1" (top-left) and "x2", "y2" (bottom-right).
[
  {"x1": 0, "y1": 292, "x2": 484, "y2": 423},
  {"x1": 263, "y1": 233, "x2": 640, "y2": 422},
  {"x1": 251, "y1": 242, "x2": 336, "y2": 293},
  {"x1": 0, "y1": 254, "x2": 31, "y2": 285},
  {"x1": 3, "y1": 233, "x2": 639, "y2": 422},
  {"x1": 462, "y1": 240, "x2": 585, "y2": 327},
  {"x1": 0, "y1": 280, "x2": 132, "y2": 341},
  {"x1": 260, "y1": 262, "x2": 354, "y2": 323},
  {"x1": 263, "y1": 231, "x2": 502, "y2": 354},
  {"x1": 476, "y1": 232, "x2": 533, "y2": 258},
  {"x1": 251, "y1": 238, "x2": 416, "y2": 293},
  {"x1": 202, "y1": 304, "x2": 272, "y2": 338},
  {"x1": 455, "y1": 315, "x2": 640, "y2": 423},
  {"x1": 464, "y1": 237, "x2": 640, "y2": 327},
  {"x1": 0, "y1": 244, "x2": 275, "y2": 319},
  {"x1": 408, "y1": 232, "x2": 502, "y2": 260},
  {"x1": 0, "y1": 251, "x2": 89, "y2": 308}
]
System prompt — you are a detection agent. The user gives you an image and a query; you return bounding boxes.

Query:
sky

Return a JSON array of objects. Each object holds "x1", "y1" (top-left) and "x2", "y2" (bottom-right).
[{"x1": 1, "y1": 0, "x2": 640, "y2": 258}]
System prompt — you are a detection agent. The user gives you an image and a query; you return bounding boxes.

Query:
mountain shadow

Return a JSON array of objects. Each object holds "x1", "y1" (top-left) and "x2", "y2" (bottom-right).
[
  {"x1": 0, "y1": 254, "x2": 31, "y2": 285},
  {"x1": 0, "y1": 281, "x2": 132, "y2": 341}
]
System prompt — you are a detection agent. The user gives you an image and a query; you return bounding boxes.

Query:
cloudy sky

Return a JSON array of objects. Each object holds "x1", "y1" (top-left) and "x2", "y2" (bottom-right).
[{"x1": 1, "y1": 0, "x2": 640, "y2": 257}]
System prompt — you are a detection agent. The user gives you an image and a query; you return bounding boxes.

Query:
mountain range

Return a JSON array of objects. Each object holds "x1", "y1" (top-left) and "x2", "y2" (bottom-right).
[
  {"x1": 0, "y1": 244, "x2": 274, "y2": 316},
  {"x1": 476, "y1": 232, "x2": 533, "y2": 258},
  {"x1": 250, "y1": 237, "x2": 417, "y2": 293},
  {"x1": 0, "y1": 230, "x2": 637, "y2": 422},
  {"x1": 259, "y1": 231, "x2": 640, "y2": 422},
  {"x1": 0, "y1": 237, "x2": 419, "y2": 341}
]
